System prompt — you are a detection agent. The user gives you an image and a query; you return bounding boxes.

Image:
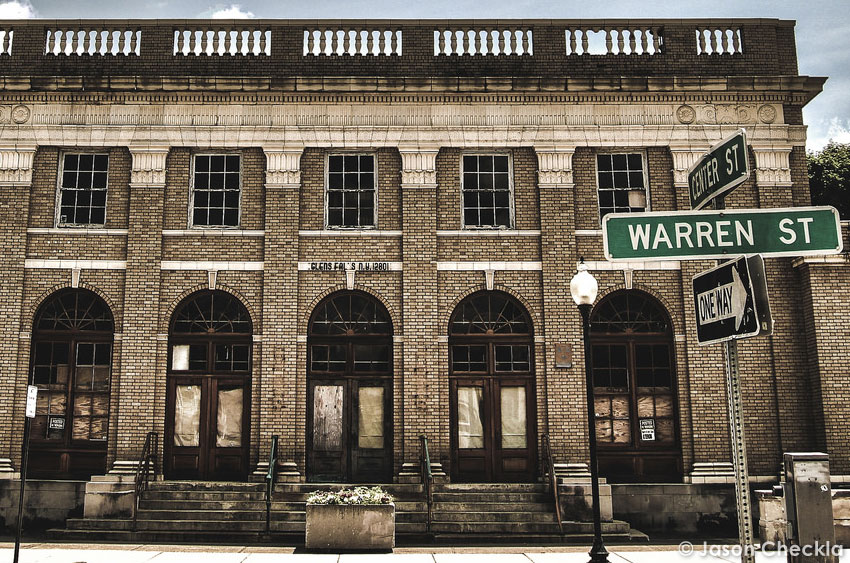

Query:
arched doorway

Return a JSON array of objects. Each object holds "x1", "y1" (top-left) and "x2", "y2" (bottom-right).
[
  {"x1": 589, "y1": 290, "x2": 682, "y2": 482},
  {"x1": 165, "y1": 290, "x2": 252, "y2": 480},
  {"x1": 449, "y1": 291, "x2": 537, "y2": 482},
  {"x1": 307, "y1": 291, "x2": 393, "y2": 483},
  {"x1": 29, "y1": 288, "x2": 114, "y2": 479}
]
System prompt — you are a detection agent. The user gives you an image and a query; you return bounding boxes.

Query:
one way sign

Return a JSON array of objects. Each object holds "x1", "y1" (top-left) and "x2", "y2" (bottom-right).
[{"x1": 692, "y1": 255, "x2": 773, "y2": 345}]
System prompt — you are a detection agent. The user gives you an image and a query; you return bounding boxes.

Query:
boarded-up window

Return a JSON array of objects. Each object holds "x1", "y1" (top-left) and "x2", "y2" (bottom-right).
[
  {"x1": 216, "y1": 387, "x2": 243, "y2": 447},
  {"x1": 358, "y1": 387, "x2": 384, "y2": 449},
  {"x1": 174, "y1": 385, "x2": 201, "y2": 446},
  {"x1": 313, "y1": 385, "x2": 343, "y2": 451},
  {"x1": 457, "y1": 386, "x2": 484, "y2": 449},
  {"x1": 500, "y1": 386, "x2": 527, "y2": 448}
]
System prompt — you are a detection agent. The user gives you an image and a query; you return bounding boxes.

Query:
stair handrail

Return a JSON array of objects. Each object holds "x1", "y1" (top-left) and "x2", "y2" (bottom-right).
[
  {"x1": 542, "y1": 433, "x2": 564, "y2": 534},
  {"x1": 419, "y1": 435, "x2": 433, "y2": 535},
  {"x1": 132, "y1": 431, "x2": 159, "y2": 532},
  {"x1": 264, "y1": 434, "x2": 279, "y2": 535}
]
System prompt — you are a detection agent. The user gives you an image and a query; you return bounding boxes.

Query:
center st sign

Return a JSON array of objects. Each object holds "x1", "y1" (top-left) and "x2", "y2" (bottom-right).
[
  {"x1": 603, "y1": 206, "x2": 843, "y2": 261},
  {"x1": 688, "y1": 129, "x2": 749, "y2": 210}
]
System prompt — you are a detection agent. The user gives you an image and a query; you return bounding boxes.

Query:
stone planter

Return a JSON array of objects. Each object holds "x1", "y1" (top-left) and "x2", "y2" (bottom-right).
[{"x1": 305, "y1": 503, "x2": 395, "y2": 550}]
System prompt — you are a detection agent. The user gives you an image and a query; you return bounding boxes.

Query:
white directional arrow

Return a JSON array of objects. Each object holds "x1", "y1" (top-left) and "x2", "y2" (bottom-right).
[{"x1": 696, "y1": 263, "x2": 749, "y2": 329}]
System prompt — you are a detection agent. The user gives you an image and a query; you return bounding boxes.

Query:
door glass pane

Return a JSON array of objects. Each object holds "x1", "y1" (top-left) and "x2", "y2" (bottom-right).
[
  {"x1": 457, "y1": 386, "x2": 484, "y2": 449},
  {"x1": 216, "y1": 386, "x2": 243, "y2": 447},
  {"x1": 500, "y1": 386, "x2": 527, "y2": 448},
  {"x1": 174, "y1": 384, "x2": 201, "y2": 446},
  {"x1": 358, "y1": 387, "x2": 384, "y2": 449},
  {"x1": 313, "y1": 385, "x2": 343, "y2": 451}
]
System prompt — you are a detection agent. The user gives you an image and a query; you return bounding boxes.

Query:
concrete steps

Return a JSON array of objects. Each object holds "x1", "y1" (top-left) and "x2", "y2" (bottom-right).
[{"x1": 49, "y1": 480, "x2": 637, "y2": 543}]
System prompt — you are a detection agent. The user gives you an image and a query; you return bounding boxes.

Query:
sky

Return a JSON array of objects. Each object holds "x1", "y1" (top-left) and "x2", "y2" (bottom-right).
[{"x1": 0, "y1": 0, "x2": 846, "y2": 152}]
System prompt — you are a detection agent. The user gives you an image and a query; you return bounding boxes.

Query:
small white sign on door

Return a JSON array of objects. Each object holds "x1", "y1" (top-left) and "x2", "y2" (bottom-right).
[
  {"x1": 639, "y1": 418, "x2": 656, "y2": 441},
  {"x1": 25, "y1": 385, "x2": 38, "y2": 419}
]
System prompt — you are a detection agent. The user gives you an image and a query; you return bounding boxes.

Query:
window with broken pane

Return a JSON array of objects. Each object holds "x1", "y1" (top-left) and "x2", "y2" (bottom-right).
[
  {"x1": 192, "y1": 154, "x2": 241, "y2": 227},
  {"x1": 596, "y1": 153, "x2": 647, "y2": 220},
  {"x1": 326, "y1": 154, "x2": 376, "y2": 228},
  {"x1": 462, "y1": 154, "x2": 513, "y2": 228},
  {"x1": 58, "y1": 153, "x2": 109, "y2": 226}
]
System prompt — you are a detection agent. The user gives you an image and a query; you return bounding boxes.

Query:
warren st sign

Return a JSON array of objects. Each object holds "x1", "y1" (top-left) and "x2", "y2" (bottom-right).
[{"x1": 603, "y1": 206, "x2": 843, "y2": 261}]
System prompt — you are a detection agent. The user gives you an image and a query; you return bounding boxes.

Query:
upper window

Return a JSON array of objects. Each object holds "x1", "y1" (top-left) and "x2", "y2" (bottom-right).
[
  {"x1": 58, "y1": 153, "x2": 109, "y2": 227},
  {"x1": 596, "y1": 153, "x2": 647, "y2": 220},
  {"x1": 192, "y1": 154, "x2": 241, "y2": 228},
  {"x1": 462, "y1": 154, "x2": 512, "y2": 228},
  {"x1": 326, "y1": 154, "x2": 376, "y2": 228}
]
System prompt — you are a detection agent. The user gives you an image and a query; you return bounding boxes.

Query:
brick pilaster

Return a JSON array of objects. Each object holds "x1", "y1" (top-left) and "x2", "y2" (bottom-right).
[
  {"x1": 0, "y1": 147, "x2": 36, "y2": 476},
  {"x1": 399, "y1": 149, "x2": 444, "y2": 476},
  {"x1": 535, "y1": 148, "x2": 589, "y2": 465},
  {"x1": 257, "y1": 148, "x2": 302, "y2": 480},
  {"x1": 110, "y1": 146, "x2": 169, "y2": 472}
]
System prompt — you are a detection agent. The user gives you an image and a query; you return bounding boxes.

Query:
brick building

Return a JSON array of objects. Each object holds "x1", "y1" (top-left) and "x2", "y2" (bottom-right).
[{"x1": 0, "y1": 17, "x2": 847, "y2": 535}]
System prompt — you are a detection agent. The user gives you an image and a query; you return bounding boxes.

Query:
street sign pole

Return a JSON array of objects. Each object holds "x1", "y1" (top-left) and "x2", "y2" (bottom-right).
[
  {"x1": 14, "y1": 386, "x2": 37, "y2": 563},
  {"x1": 714, "y1": 195, "x2": 755, "y2": 563}
]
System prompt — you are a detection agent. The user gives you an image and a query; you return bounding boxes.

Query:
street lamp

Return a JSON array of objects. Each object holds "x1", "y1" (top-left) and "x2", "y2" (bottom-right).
[{"x1": 569, "y1": 259, "x2": 608, "y2": 563}]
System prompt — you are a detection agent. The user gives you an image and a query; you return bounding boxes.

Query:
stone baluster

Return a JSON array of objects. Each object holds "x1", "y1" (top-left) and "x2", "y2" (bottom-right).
[
  {"x1": 721, "y1": 28, "x2": 729, "y2": 54},
  {"x1": 709, "y1": 29, "x2": 718, "y2": 54},
  {"x1": 522, "y1": 27, "x2": 530, "y2": 54},
  {"x1": 318, "y1": 28, "x2": 326, "y2": 54},
  {"x1": 732, "y1": 29, "x2": 740, "y2": 53}
]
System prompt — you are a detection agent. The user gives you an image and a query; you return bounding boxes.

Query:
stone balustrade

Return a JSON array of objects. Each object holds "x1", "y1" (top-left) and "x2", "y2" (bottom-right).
[
  {"x1": 304, "y1": 28, "x2": 401, "y2": 56},
  {"x1": 173, "y1": 27, "x2": 270, "y2": 56},
  {"x1": 44, "y1": 27, "x2": 141, "y2": 56},
  {"x1": 0, "y1": 19, "x2": 797, "y2": 77},
  {"x1": 696, "y1": 25, "x2": 742, "y2": 55},
  {"x1": 434, "y1": 27, "x2": 532, "y2": 55},
  {"x1": 565, "y1": 26, "x2": 662, "y2": 55}
]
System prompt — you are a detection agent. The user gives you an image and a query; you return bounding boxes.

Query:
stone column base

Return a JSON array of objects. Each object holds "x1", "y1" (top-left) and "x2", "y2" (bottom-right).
[
  {"x1": 554, "y1": 462, "x2": 597, "y2": 484},
  {"x1": 0, "y1": 458, "x2": 18, "y2": 479},
  {"x1": 397, "y1": 462, "x2": 421, "y2": 484},
  {"x1": 686, "y1": 462, "x2": 735, "y2": 484},
  {"x1": 253, "y1": 460, "x2": 301, "y2": 482}
]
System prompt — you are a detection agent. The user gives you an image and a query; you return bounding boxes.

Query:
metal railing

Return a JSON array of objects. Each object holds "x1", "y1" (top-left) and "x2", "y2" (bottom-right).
[
  {"x1": 264, "y1": 434, "x2": 279, "y2": 535},
  {"x1": 419, "y1": 435, "x2": 433, "y2": 536},
  {"x1": 132, "y1": 431, "x2": 159, "y2": 532},
  {"x1": 542, "y1": 434, "x2": 563, "y2": 534}
]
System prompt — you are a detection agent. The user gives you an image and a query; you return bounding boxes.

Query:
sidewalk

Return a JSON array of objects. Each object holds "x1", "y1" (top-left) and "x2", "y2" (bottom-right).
[{"x1": 1, "y1": 543, "x2": 848, "y2": 563}]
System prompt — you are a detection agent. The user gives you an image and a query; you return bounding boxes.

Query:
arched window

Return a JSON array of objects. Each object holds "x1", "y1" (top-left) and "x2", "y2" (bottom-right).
[
  {"x1": 307, "y1": 291, "x2": 393, "y2": 483},
  {"x1": 590, "y1": 290, "x2": 681, "y2": 482},
  {"x1": 166, "y1": 290, "x2": 253, "y2": 480},
  {"x1": 30, "y1": 289, "x2": 114, "y2": 479},
  {"x1": 449, "y1": 291, "x2": 536, "y2": 482}
]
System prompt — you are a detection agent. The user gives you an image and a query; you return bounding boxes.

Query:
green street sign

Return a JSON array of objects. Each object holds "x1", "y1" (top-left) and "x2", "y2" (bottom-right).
[
  {"x1": 688, "y1": 129, "x2": 749, "y2": 210},
  {"x1": 603, "y1": 206, "x2": 843, "y2": 261}
]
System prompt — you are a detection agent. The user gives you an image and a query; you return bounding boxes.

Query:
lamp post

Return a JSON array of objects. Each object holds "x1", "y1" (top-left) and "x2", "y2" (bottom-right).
[{"x1": 569, "y1": 259, "x2": 608, "y2": 563}]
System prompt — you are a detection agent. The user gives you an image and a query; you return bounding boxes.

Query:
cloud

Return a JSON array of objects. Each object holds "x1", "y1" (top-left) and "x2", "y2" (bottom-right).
[
  {"x1": 0, "y1": 0, "x2": 36, "y2": 18},
  {"x1": 807, "y1": 117, "x2": 850, "y2": 153},
  {"x1": 209, "y1": 4, "x2": 255, "y2": 18}
]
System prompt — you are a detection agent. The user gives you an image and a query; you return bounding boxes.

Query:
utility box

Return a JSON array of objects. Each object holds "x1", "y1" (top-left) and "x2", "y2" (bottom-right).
[{"x1": 783, "y1": 453, "x2": 837, "y2": 563}]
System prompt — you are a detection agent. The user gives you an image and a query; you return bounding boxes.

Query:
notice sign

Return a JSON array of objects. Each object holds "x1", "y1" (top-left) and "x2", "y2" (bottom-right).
[
  {"x1": 640, "y1": 419, "x2": 656, "y2": 441},
  {"x1": 48, "y1": 416, "x2": 65, "y2": 430},
  {"x1": 25, "y1": 385, "x2": 37, "y2": 418}
]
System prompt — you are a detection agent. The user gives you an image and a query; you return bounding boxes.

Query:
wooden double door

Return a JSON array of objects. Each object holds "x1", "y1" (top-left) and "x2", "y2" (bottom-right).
[
  {"x1": 450, "y1": 376, "x2": 537, "y2": 482},
  {"x1": 307, "y1": 377, "x2": 393, "y2": 483},
  {"x1": 165, "y1": 375, "x2": 250, "y2": 480}
]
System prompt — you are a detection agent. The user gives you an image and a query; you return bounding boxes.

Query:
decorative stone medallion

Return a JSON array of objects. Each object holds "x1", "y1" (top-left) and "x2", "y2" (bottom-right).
[
  {"x1": 758, "y1": 104, "x2": 777, "y2": 124},
  {"x1": 11, "y1": 105, "x2": 31, "y2": 124},
  {"x1": 676, "y1": 105, "x2": 696, "y2": 124}
]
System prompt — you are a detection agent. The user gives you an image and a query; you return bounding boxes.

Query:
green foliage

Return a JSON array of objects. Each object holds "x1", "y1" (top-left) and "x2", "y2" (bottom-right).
[
  {"x1": 808, "y1": 142, "x2": 850, "y2": 219},
  {"x1": 306, "y1": 486, "x2": 393, "y2": 505}
]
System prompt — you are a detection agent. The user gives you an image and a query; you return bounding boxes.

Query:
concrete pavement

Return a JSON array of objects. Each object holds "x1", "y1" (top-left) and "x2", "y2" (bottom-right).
[{"x1": 1, "y1": 543, "x2": 848, "y2": 563}]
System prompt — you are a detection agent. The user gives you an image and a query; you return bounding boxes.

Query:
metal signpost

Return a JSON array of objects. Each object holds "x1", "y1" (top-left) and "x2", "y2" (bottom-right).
[
  {"x1": 14, "y1": 385, "x2": 37, "y2": 563},
  {"x1": 602, "y1": 206, "x2": 844, "y2": 261}
]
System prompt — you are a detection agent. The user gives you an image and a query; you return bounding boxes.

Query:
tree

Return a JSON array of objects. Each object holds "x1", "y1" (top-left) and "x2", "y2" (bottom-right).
[{"x1": 808, "y1": 142, "x2": 850, "y2": 219}]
